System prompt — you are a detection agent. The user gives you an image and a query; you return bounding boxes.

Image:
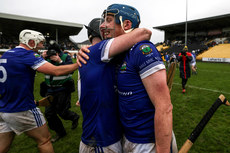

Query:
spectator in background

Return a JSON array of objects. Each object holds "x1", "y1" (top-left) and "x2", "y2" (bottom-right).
[
  {"x1": 191, "y1": 50, "x2": 197, "y2": 75},
  {"x1": 178, "y1": 46, "x2": 192, "y2": 93},
  {"x1": 169, "y1": 52, "x2": 177, "y2": 68},
  {"x1": 41, "y1": 40, "x2": 80, "y2": 143},
  {"x1": 164, "y1": 52, "x2": 170, "y2": 69},
  {"x1": 170, "y1": 52, "x2": 177, "y2": 63}
]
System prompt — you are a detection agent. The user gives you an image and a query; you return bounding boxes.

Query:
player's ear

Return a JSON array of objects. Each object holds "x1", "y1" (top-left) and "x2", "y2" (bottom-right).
[
  {"x1": 28, "y1": 40, "x2": 35, "y2": 48},
  {"x1": 123, "y1": 20, "x2": 132, "y2": 30}
]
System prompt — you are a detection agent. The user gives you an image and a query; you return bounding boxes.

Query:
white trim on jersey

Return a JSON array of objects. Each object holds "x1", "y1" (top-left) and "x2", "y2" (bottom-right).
[
  {"x1": 32, "y1": 60, "x2": 47, "y2": 70},
  {"x1": 77, "y1": 71, "x2": 81, "y2": 101},
  {"x1": 101, "y1": 38, "x2": 114, "y2": 62},
  {"x1": 140, "y1": 63, "x2": 165, "y2": 79}
]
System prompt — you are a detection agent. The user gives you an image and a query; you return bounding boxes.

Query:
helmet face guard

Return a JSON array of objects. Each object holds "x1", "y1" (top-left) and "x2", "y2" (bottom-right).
[
  {"x1": 100, "y1": 12, "x2": 116, "y2": 39},
  {"x1": 19, "y1": 29, "x2": 45, "y2": 49}
]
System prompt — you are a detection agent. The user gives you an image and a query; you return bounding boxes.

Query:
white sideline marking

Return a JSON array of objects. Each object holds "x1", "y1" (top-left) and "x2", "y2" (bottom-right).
[
  {"x1": 198, "y1": 69, "x2": 230, "y2": 74},
  {"x1": 173, "y1": 83, "x2": 230, "y2": 95}
]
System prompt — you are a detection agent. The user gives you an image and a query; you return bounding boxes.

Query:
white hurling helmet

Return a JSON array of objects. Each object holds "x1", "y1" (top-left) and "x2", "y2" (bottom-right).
[{"x1": 19, "y1": 29, "x2": 45, "y2": 49}]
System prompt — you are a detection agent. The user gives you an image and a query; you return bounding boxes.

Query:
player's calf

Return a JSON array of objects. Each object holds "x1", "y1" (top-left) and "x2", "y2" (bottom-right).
[{"x1": 37, "y1": 135, "x2": 54, "y2": 153}]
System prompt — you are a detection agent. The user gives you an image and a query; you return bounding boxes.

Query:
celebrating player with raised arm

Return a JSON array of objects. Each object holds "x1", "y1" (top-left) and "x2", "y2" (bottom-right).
[{"x1": 100, "y1": 4, "x2": 178, "y2": 153}]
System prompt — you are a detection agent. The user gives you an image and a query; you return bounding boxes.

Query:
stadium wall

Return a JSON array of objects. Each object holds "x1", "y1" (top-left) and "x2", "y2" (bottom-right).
[
  {"x1": 202, "y1": 57, "x2": 230, "y2": 63},
  {"x1": 0, "y1": 49, "x2": 78, "y2": 53}
]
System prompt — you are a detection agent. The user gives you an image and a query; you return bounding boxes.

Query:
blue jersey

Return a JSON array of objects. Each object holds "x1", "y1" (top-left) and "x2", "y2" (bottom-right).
[
  {"x1": 117, "y1": 40, "x2": 165, "y2": 143},
  {"x1": 0, "y1": 46, "x2": 46, "y2": 112},
  {"x1": 79, "y1": 40, "x2": 122, "y2": 147}
]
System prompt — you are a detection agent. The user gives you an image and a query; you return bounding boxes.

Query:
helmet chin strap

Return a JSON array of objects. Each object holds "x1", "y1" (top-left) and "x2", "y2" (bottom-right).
[{"x1": 119, "y1": 16, "x2": 133, "y2": 33}]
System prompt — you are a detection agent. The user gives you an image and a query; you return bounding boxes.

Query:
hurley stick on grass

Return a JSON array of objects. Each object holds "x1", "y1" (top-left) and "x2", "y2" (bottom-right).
[{"x1": 179, "y1": 94, "x2": 229, "y2": 153}]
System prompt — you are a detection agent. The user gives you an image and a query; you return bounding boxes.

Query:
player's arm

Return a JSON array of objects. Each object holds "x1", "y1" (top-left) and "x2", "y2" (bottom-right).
[
  {"x1": 77, "y1": 28, "x2": 151, "y2": 64},
  {"x1": 109, "y1": 28, "x2": 152, "y2": 58},
  {"x1": 37, "y1": 62, "x2": 78, "y2": 76},
  {"x1": 142, "y1": 69, "x2": 173, "y2": 153}
]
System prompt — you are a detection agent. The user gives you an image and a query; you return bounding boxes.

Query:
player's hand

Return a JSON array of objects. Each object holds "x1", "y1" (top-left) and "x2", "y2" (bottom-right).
[
  {"x1": 42, "y1": 50, "x2": 48, "y2": 58},
  {"x1": 34, "y1": 100, "x2": 39, "y2": 106},
  {"x1": 50, "y1": 53, "x2": 62, "y2": 63},
  {"x1": 76, "y1": 101, "x2": 80, "y2": 107},
  {"x1": 77, "y1": 46, "x2": 90, "y2": 67}
]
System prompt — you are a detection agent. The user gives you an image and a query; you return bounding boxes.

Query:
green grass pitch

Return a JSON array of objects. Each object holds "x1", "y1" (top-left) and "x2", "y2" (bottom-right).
[{"x1": 8, "y1": 61, "x2": 230, "y2": 153}]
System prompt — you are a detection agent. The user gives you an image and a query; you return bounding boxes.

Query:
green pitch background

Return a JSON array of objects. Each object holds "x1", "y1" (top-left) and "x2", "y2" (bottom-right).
[{"x1": 8, "y1": 61, "x2": 230, "y2": 153}]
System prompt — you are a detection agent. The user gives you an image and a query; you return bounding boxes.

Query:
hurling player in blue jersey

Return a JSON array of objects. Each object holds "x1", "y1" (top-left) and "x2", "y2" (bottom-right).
[
  {"x1": 77, "y1": 16, "x2": 152, "y2": 152},
  {"x1": 99, "y1": 4, "x2": 178, "y2": 153},
  {"x1": 0, "y1": 29, "x2": 81, "y2": 153}
]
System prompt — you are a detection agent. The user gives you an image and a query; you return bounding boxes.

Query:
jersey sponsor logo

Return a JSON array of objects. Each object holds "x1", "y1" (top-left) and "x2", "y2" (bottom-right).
[
  {"x1": 118, "y1": 90, "x2": 133, "y2": 96},
  {"x1": 140, "y1": 44, "x2": 152, "y2": 55},
  {"x1": 33, "y1": 53, "x2": 40, "y2": 58},
  {"x1": 120, "y1": 61, "x2": 127, "y2": 72},
  {"x1": 139, "y1": 62, "x2": 147, "y2": 69}
]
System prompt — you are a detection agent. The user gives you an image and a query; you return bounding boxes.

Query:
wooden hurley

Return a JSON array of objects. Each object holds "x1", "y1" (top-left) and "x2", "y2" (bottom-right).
[
  {"x1": 35, "y1": 95, "x2": 53, "y2": 107},
  {"x1": 179, "y1": 94, "x2": 229, "y2": 153},
  {"x1": 167, "y1": 62, "x2": 176, "y2": 92}
]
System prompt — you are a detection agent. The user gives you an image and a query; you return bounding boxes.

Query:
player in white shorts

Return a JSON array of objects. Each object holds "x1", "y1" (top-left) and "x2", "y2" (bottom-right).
[
  {"x1": 0, "y1": 29, "x2": 81, "y2": 153},
  {"x1": 0, "y1": 107, "x2": 46, "y2": 134},
  {"x1": 122, "y1": 132, "x2": 178, "y2": 153}
]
